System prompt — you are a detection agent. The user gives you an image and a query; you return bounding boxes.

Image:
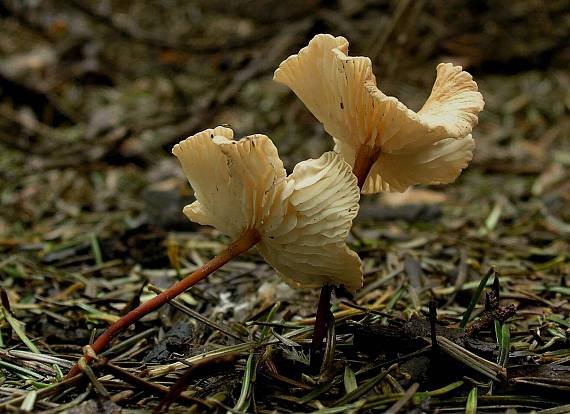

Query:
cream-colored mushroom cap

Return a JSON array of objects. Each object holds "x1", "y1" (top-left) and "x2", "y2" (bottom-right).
[
  {"x1": 172, "y1": 126, "x2": 362, "y2": 291},
  {"x1": 274, "y1": 34, "x2": 485, "y2": 193}
]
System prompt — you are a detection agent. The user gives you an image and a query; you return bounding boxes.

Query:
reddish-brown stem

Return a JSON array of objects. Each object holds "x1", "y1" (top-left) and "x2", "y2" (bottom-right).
[
  {"x1": 352, "y1": 144, "x2": 381, "y2": 190},
  {"x1": 66, "y1": 228, "x2": 261, "y2": 379},
  {"x1": 310, "y1": 144, "x2": 379, "y2": 372},
  {"x1": 310, "y1": 284, "x2": 332, "y2": 373}
]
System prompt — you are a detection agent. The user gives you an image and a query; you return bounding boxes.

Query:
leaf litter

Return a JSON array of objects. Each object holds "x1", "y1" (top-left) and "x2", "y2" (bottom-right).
[{"x1": 0, "y1": 0, "x2": 569, "y2": 412}]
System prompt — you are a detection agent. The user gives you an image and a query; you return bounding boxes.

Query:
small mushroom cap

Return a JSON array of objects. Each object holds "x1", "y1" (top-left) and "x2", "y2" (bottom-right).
[
  {"x1": 173, "y1": 127, "x2": 362, "y2": 291},
  {"x1": 274, "y1": 34, "x2": 485, "y2": 193},
  {"x1": 173, "y1": 126, "x2": 285, "y2": 239}
]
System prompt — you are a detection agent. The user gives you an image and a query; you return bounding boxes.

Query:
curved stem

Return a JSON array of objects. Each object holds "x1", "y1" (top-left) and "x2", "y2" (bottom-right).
[
  {"x1": 66, "y1": 228, "x2": 261, "y2": 379},
  {"x1": 310, "y1": 284, "x2": 332, "y2": 373}
]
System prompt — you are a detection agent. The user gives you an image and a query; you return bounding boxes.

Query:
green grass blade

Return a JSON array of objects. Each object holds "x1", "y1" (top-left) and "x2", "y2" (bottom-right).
[
  {"x1": 1, "y1": 307, "x2": 40, "y2": 354},
  {"x1": 460, "y1": 268, "x2": 495, "y2": 328},
  {"x1": 498, "y1": 323, "x2": 511, "y2": 367},
  {"x1": 335, "y1": 363, "x2": 396, "y2": 406},
  {"x1": 494, "y1": 320, "x2": 502, "y2": 345},
  {"x1": 20, "y1": 390, "x2": 37, "y2": 412},
  {"x1": 259, "y1": 302, "x2": 280, "y2": 342},
  {"x1": 343, "y1": 365, "x2": 357, "y2": 394},
  {"x1": 465, "y1": 387, "x2": 477, "y2": 414},
  {"x1": 233, "y1": 353, "x2": 254, "y2": 412},
  {"x1": 90, "y1": 232, "x2": 103, "y2": 266}
]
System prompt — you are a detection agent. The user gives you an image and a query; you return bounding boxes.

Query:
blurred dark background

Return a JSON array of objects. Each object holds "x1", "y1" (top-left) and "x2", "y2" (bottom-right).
[{"x1": 0, "y1": 0, "x2": 568, "y2": 241}]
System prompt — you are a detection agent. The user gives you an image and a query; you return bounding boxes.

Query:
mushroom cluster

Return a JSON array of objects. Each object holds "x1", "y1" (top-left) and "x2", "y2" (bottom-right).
[{"x1": 67, "y1": 33, "x2": 485, "y2": 378}]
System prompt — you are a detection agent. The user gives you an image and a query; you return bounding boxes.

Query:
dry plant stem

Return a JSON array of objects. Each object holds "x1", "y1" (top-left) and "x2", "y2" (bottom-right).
[
  {"x1": 65, "y1": 228, "x2": 261, "y2": 379},
  {"x1": 310, "y1": 284, "x2": 333, "y2": 373},
  {"x1": 310, "y1": 144, "x2": 378, "y2": 372}
]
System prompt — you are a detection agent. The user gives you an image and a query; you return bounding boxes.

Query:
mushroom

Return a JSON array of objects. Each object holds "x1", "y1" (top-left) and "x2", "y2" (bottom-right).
[
  {"x1": 274, "y1": 34, "x2": 485, "y2": 192},
  {"x1": 173, "y1": 126, "x2": 362, "y2": 291},
  {"x1": 274, "y1": 34, "x2": 485, "y2": 370},
  {"x1": 66, "y1": 126, "x2": 362, "y2": 378}
]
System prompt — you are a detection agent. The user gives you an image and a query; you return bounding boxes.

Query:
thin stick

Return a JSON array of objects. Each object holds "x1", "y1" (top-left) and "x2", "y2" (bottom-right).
[
  {"x1": 310, "y1": 284, "x2": 333, "y2": 373},
  {"x1": 65, "y1": 229, "x2": 260, "y2": 379},
  {"x1": 429, "y1": 300, "x2": 438, "y2": 354},
  {"x1": 154, "y1": 353, "x2": 239, "y2": 413},
  {"x1": 93, "y1": 358, "x2": 214, "y2": 410},
  {"x1": 146, "y1": 284, "x2": 244, "y2": 342}
]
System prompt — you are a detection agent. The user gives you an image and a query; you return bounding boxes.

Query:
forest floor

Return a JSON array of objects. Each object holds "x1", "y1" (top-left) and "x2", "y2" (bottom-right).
[{"x1": 0, "y1": 1, "x2": 569, "y2": 413}]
